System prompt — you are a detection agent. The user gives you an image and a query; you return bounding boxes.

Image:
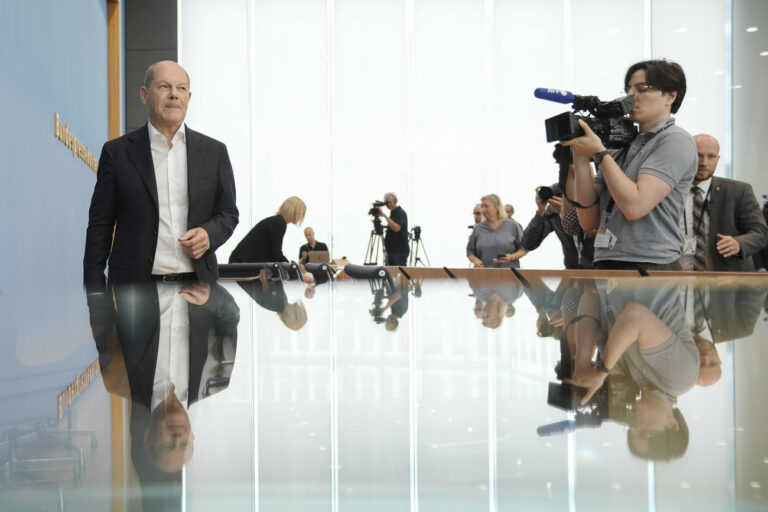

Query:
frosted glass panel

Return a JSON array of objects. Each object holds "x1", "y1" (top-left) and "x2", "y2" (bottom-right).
[{"x1": 181, "y1": 0, "x2": 731, "y2": 271}]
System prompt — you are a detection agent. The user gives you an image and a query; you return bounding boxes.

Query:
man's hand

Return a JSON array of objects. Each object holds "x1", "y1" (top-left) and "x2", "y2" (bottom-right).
[
  {"x1": 716, "y1": 234, "x2": 741, "y2": 258},
  {"x1": 535, "y1": 188, "x2": 546, "y2": 214},
  {"x1": 470, "y1": 256, "x2": 484, "y2": 268},
  {"x1": 179, "y1": 227, "x2": 210, "y2": 260},
  {"x1": 547, "y1": 196, "x2": 563, "y2": 214},
  {"x1": 301, "y1": 250, "x2": 309, "y2": 262},
  {"x1": 563, "y1": 366, "x2": 608, "y2": 405},
  {"x1": 493, "y1": 254, "x2": 514, "y2": 264},
  {"x1": 560, "y1": 119, "x2": 606, "y2": 158},
  {"x1": 180, "y1": 282, "x2": 210, "y2": 305}
]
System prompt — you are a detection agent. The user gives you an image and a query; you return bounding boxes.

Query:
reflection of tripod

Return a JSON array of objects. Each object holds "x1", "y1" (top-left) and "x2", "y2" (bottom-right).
[
  {"x1": 408, "y1": 226, "x2": 430, "y2": 266},
  {"x1": 364, "y1": 218, "x2": 385, "y2": 265}
]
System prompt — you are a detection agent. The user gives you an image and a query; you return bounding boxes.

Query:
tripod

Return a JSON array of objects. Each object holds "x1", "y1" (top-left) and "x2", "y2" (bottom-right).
[
  {"x1": 408, "y1": 226, "x2": 430, "y2": 267},
  {"x1": 364, "y1": 219, "x2": 385, "y2": 265}
]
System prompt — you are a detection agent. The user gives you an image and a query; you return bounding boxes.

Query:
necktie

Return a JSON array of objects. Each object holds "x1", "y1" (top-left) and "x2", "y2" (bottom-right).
[{"x1": 692, "y1": 187, "x2": 708, "y2": 271}]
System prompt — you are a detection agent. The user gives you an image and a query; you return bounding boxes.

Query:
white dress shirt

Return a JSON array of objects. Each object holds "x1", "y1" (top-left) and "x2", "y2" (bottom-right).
[
  {"x1": 151, "y1": 282, "x2": 191, "y2": 412},
  {"x1": 149, "y1": 122, "x2": 194, "y2": 274}
]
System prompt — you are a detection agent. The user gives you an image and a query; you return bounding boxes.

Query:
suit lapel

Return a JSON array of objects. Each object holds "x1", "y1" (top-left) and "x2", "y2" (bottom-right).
[
  {"x1": 708, "y1": 177, "x2": 723, "y2": 244},
  {"x1": 126, "y1": 125, "x2": 159, "y2": 209},
  {"x1": 185, "y1": 125, "x2": 205, "y2": 210}
]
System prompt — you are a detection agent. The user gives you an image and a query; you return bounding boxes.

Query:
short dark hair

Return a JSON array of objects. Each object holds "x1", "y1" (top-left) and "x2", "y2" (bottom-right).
[
  {"x1": 627, "y1": 407, "x2": 689, "y2": 461},
  {"x1": 624, "y1": 59, "x2": 687, "y2": 114}
]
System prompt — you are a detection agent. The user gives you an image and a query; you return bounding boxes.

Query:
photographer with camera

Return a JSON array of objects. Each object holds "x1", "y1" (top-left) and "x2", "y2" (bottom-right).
[
  {"x1": 562, "y1": 60, "x2": 697, "y2": 270},
  {"x1": 523, "y1": 182, "x2": 594, "y2": 269},
  {"x1": 375, "y1": 192, "x2": 410, "y2": 266}
]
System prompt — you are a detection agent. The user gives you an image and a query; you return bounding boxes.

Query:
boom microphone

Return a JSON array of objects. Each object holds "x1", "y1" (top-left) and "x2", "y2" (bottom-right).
[{"x1": 534, "y1": 88, "x2": 576, "y2": 104}]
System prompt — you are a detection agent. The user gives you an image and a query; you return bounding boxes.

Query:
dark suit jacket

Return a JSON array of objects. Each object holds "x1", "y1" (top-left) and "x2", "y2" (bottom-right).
[
  {"x1": 705, "y1": 177, "x2": 768, "y2": 271},
  {"x1": 84, "y1": 124, "x2": 239, "y2": 292},
  {"x1": 89, "y1": 281, "x2": 240, "y2": 408},
  {"x1": 702, "y1": 284, "x2": 767, "y2": 343}
]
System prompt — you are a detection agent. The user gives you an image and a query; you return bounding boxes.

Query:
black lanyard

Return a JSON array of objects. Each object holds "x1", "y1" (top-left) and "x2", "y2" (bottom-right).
[{"x1": 602, "y1": 119, "x2": 675, "y2": 221}]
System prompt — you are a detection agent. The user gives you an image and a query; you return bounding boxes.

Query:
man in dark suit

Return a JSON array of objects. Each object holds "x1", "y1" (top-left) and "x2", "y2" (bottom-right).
[
  {"x1": 680, "y1": 134, "x2": 768, "y2": 271},
  {"x1": 84, "y1": 61, "x2": 238, "y2": 292}
]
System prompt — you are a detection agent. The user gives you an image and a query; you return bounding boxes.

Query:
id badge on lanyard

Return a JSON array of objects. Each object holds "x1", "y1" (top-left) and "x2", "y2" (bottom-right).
[{"x1": 594, "y1": 205, "x2": 617, "y2": 250}]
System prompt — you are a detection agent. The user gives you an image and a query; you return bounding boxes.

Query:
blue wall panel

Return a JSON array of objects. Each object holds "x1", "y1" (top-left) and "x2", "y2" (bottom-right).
[{"x1": 0, "y1": 0, "x2": 108, "y2": 360}]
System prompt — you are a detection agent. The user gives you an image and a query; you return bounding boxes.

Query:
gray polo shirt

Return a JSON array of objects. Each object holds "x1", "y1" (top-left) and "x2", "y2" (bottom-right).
[
  {"x1": 594, "y1": 117, "x2": 697, "y2": 264},
  {"x1": 466, "y1": 219, "x2": 524, "y2": 268}
]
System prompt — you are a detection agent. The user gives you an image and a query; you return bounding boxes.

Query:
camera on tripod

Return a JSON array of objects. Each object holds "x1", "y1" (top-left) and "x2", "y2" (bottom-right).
[
  {"x1": 410, "y1": 225, "x2": 421, "y2": 241},
  {"x1": 368, "y1": 200, "x2": 386, "y2": 216},
  {"x1": 535, "y1": 88, "x2": 638, "y2": 149}
]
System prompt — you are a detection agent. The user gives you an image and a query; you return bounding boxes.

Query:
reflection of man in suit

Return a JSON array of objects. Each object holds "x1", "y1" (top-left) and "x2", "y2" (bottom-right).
[
  {"x1": 690, "y1": 281, "x2": 768, "y2": 386},
  {"x1": 89, "y1": 280, "x2": 239, "y2": 510},
  {"x1": 679, "y1": 134, "x2": 768, "y2": 271},
  {"x1": 84, "y1": 61, "x2": 238, "y2": 293}
]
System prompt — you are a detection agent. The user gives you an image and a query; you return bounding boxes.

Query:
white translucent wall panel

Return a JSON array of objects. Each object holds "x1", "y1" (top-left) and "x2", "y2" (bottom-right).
[
  {"x1": 496, "y1": 0, "x2": 567, "y2": 270},
  {"x1": 182, "y1": 1, "x2": 730, "y2": 268},
  {"x1": 181, "y1": 0, "x2": 253, "y2": 262},
  {"x1": 251, "y1": 0, "x2": 332, "y2": 260},
  {"x1": 332, "y1": 0, "x2": 408, "y2": 263},
  {"x1": 651, "y1": 0, "x2": 729, "y2": 176},
  {"x1": 571, "y1": 0, "x2": 646, "y2": 98},
  {"x1": 734, "y1": 0, "x2": 768, "y2": 193}
]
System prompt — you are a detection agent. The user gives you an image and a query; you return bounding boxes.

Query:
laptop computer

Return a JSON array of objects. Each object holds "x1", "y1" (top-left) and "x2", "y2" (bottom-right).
[{"x1": 308, "y1": 251, "x2": 330, "y2": 263}]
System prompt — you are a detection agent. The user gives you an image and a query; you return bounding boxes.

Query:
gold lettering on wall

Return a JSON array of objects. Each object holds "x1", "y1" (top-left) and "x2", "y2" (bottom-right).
[
  {"x1": 57, "y1": 359, "x2": 101, "y2": 420},
  {"x1": 54, "y1": 112, "x2": 99, "y2": 172}
]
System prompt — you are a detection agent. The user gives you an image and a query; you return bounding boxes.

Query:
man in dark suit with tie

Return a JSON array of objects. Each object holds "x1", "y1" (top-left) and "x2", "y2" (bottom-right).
[
  {"x1": 681, "y1": 134, "x2": 768, "y2": 271},
  {"x1": 84, "y1": 61, "x2": 238, "y2": 292}
]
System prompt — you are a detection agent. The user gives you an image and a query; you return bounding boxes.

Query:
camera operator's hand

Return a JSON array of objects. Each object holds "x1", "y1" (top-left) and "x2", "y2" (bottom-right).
[
  {"x1": 547, "y1": 196, "x2": 563, "y2": 214},
  {"x1": 534, "y1": 188, "x2": 547, "y2": 215},
  {"x1": 563, "y1": 366, "x2": 608, "y2": 405},
  {"x1": 560, "y1": 119, "x2": 606, "y2": 158}
]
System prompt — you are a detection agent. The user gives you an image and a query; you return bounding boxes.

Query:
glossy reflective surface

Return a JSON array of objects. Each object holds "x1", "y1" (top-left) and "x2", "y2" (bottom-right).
[{"x1": 2, "y1": 271, "x2": 768, "y2": 511}]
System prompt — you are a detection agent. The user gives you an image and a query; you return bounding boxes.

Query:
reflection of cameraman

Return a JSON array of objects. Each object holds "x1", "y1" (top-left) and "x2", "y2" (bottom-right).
[
  {"x1": 377, "y1": 192, "x2": 409, "y2": 266},
  {"x1": 563, "y1": 59, "x2": 697, "y2": 270}
]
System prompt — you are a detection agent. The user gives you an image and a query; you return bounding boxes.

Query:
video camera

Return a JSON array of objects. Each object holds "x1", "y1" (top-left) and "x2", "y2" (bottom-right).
[
  {"x1": 535, "y1": 88, "x2": 638, "y2": 149},
  {"x1": 368, "y1": 200, "x2": 386, "y2": 216},
  {"x1": 368, "y1": 200, "x2": 386, "y2": 236}
]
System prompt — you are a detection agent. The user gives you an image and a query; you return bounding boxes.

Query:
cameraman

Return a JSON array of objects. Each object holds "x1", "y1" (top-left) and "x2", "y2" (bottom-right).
[
  {"x1": 563, "y1": 59, "x2": 697, "y2": 270},
  {"x1": 377, "y1": 192, "x2": 409, "y2": 265}
]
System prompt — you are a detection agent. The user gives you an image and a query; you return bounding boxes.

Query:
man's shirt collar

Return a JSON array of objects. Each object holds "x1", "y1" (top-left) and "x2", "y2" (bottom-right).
[{"x1": 148, "y1": 122, "x2": 186, "y2": 146}]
